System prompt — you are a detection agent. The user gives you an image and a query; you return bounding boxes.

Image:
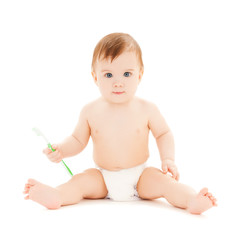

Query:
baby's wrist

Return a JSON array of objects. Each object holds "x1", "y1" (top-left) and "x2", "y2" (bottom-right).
[{"x1": 57, "y1": 144, "x2": 64, "y2": 157}]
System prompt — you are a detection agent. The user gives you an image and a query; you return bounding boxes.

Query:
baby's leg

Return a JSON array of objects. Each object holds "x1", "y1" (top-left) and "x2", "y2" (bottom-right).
[
  {"x1": 23, "y1": 168, "x2": 108, "y2": 209},
  {"x1": 137, "y1": 167, "x2": 217, "y2": 214}
]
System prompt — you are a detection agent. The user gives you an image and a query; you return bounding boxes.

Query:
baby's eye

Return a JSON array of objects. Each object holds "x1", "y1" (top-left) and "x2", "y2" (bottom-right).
[
  {"x1": 124, "y1": 72, "x2": 131, "y2": 77},
  {"x1": 105, "y1": 73, "x2": 113, "y2": 78}
]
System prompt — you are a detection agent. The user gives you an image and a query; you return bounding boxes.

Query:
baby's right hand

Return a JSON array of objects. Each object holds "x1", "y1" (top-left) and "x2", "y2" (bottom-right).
[{"x1": 43, "y1": 144, "x2": 63, "y2": 163}]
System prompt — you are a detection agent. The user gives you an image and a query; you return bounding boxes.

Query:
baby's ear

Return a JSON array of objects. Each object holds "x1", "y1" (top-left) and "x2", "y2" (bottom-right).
[
  {"x1": 91, "y1": 71, "x2": 98, "y2": 85},
  {"x1": 138, "y1": 69, "x2": 144, "y2": 82}
]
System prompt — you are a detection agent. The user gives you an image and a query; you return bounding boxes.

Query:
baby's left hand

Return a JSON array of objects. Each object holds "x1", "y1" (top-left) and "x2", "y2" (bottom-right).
[{"x1": 162, "y1": 159, "x2": 180, "y2": 181}]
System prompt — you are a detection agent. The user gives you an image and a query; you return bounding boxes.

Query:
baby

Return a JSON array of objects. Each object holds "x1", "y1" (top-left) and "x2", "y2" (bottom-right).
[{"x1": 24, "y1": 33, "x2": 217, "y2": 214}]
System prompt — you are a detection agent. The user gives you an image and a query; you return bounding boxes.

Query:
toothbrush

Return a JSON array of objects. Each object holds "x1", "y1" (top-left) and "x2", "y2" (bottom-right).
[{"x1": 32, "y1": 127, "x2": 73, "y2": 177}]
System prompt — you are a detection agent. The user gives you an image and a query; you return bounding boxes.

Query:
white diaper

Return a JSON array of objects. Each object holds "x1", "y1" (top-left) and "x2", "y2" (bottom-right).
[{"x1": 97, "y1": 163, "x2": 146, "y2": 201}]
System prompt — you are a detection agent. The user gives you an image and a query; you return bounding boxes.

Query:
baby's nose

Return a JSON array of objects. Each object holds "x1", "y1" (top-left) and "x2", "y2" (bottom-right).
[{"x1": 113, "y1": 82, "x2": 124, "y2": 87}]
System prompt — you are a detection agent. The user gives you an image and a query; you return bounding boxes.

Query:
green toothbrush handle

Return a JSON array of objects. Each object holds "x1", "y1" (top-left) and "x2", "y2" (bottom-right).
[
  {"x1": 47, "y1": 143, "x2": 73, "y2": 176},
  {"x1": 48, "y1": 143, "x2": 56, "y2": 152},
  {"x1": 61, "y1": 160, "x2": 73, "y2": 176}
]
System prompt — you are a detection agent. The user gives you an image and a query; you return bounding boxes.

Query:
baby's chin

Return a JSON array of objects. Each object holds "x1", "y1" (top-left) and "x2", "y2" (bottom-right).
[{"x1": 104, "y1": 95, "x2": 134, "y2": 105}]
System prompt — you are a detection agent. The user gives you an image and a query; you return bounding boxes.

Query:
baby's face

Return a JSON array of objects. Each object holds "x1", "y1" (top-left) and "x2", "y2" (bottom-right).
[{"x1": 92, "y1": 51, "x2": 143, "y2": 104}]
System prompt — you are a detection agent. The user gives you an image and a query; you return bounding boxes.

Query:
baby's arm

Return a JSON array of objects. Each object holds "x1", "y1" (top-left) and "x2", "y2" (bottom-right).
[
  {"x1": 148, "y1": 103, "x2": 174, "y2": 161},
  {"x1": 59, "y1": 105, "x2": 90, "y2": 158},
  {"x1": 148, "y1": 103, "x2": 179, "y2": 180},
  {"x1": 43, "y1": 105, "x2": 90, "y2": 162}
]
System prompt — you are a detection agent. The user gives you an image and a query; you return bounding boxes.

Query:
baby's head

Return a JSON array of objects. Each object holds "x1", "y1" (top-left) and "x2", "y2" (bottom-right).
[
  {"x1": 91, "y1": 33, "x2": 144, "y2": 104},
  {"x1": 91, "y1": 33, "x2": 144, "y2": 73}
]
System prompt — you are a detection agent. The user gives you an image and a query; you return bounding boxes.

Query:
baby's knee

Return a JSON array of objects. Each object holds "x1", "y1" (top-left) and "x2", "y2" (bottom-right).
[
  {"x1": 70, "y1": 168, "x2": 100, "y2": 183},
  {"x1": 139, "y1": 167, "x2": 164, "y2": 183},
  {"x1": 83, "y1": 168, "x2": 104, "y2": 180},
  {"x1": 84, "y1": 168, "x2": 100, "y2": 175},
  {"x1": 137, "y1": 167, "x2": 173, "y2": 199}
]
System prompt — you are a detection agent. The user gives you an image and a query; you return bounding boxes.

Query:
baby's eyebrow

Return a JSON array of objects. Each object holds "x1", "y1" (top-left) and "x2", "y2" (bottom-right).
[{"x1": 101, "y1": 69, "x2": 135, "y2": 72}]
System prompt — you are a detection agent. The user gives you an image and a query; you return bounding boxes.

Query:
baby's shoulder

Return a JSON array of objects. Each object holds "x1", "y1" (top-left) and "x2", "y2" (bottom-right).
[
  {"x1": 135, "y1": 97, "x2": 157, "y2": 112},
  {"x1": 80, "y1": 98, "x2": 103, "y2": 116}
]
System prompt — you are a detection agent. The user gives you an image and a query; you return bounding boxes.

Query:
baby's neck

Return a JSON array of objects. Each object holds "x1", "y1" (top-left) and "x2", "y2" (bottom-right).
[{"x1": 100, "y1": 96, "x2": 137, "y2": 108}]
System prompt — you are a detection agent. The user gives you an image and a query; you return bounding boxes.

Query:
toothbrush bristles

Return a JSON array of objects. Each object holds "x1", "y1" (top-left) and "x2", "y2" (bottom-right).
[
  {"x1": 32, "y1": 127, "x2": 49, "y2": 143},
  {"x1": 32, "y1": 127, "x2": 42, "y2": 136}
]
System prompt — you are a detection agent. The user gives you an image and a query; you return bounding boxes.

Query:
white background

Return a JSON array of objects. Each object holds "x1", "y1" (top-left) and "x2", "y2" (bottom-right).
[{"x1": 0, "y1": 0, "x2": 239, "y2": 239}]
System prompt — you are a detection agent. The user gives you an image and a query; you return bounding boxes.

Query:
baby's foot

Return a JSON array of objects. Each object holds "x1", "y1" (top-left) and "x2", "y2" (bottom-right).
[
  {"x1": 187, "y1": 188, "x2": 217, "y2": 214},
  {"x1": 23, "y1": 179, "x2": 62, "y2": 209}
]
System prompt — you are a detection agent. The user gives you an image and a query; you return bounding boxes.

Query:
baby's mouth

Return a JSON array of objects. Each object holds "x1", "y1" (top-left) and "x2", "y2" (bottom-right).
[{"x1": 112, "y1": 91, "x2": 125, "y2": 95}]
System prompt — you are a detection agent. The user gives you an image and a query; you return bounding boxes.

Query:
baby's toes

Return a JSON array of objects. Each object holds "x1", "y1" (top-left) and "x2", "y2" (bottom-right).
[
  {"x1": 23, "y1": 189, "x2": 29, "y2": 194},
  {"x1": 27, "y1": 178, "x2": 38, "y2": 186},
  {"x1": 206, "y1": 192, "x2": 212, "y2": 198},
  {"x1": 24, "y1": 195, "x2": 30, "y2": 200},
  {"x1": 207, "y1": 193, "x2": 217, "y2": 206},
  {"x1": 212, "y1": 197, "x2": 217, "y2": 206},
  {"x1": 199, "y1": 188, "x2": 208, "y2": 196},
  {"x1": 25, "y1": 183, "x2": 31, "y2": 188},
  {"x1": 210, "y1": 196, "x2": 216, "y2": 202},
  {"x1": 206, "y1": 192, "x2": 216, "y2": 201},
  {"x1": 23, "y1": 184, "x2": 31, "y2": 194}
]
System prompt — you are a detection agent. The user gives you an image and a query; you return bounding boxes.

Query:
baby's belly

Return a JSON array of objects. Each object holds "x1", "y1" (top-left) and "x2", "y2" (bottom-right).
[{"x1": 93, "y1": 139, "x2": 149, "y2": 170}]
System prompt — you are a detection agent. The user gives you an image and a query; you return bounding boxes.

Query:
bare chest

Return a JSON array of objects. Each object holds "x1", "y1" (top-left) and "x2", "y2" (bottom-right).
[{"x1": 88, "y1": 110, "x2": 149, "y2": 142}]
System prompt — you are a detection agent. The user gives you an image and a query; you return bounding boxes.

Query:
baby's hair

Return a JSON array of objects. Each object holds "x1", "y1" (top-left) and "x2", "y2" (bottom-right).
[{"x1": 91, "y1": 32, "x2": 144, "y2": 72}]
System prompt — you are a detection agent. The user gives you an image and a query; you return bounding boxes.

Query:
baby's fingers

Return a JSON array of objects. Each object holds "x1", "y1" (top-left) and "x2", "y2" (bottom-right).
[
  {"x1": 161, "y1": 163, "x2": 168, "y2": 174},
  {"x1": 43, "y1": 148, "x2": 52, "y2": 155},
  {"x1": 48, "y1": 151, "x2": 62, "y2": 163},
  {"x1": 175, "y1": 171, "x2": 180, "y2": 181},
  {"x1": 170, "y1": 167, "x2": 179, "y2": 181},
  {"x1": 51, "y1": 144, "x2": 59, "y2": 151}
]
